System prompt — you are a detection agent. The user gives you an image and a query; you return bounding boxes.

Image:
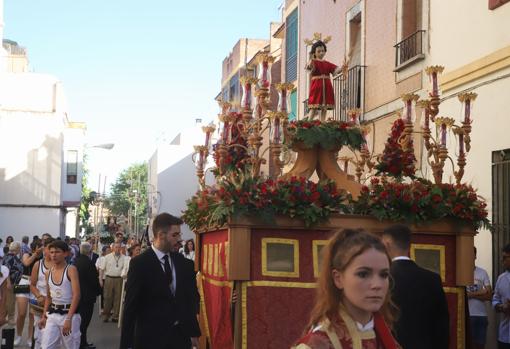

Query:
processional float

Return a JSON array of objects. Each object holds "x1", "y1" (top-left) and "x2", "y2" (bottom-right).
[{"x1": 184, "y1": 34, "x2": 488, "y2": 349}]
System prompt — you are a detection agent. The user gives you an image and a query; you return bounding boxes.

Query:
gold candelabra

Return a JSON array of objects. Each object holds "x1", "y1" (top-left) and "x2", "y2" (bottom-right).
[
  {"x1": 416, "y1": 66, "x2": 476, "y2": 184},
  {"x1": 194, "y1": 55, "x2": 294, "y2": 182}
]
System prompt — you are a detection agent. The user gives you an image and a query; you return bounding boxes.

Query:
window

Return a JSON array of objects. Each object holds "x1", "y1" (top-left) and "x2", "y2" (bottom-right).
[
  {"x1": 285, "y1": 9, "x2": 298, "y2": 82},
  {"x1": 289, "y1": 90, "x2": 297, "y2": 121},
  {"x1": 262, "y1": 238, "x2": 299, "y2": 277},
  {"x1": 492, "y1": 149, "x2": 510, "y2": 281},
  {"x1": 66, "y1": 150, "x2": 78, "y2": 184},
  {"x1": 229, "y1": 73, "x2": 239, "y2": 104},
  {"x1": 394, "y1": 0, "x2": 425, "y2": 70}
]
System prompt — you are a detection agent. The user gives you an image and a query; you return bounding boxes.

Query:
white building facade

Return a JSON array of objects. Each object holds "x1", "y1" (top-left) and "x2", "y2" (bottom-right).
[
  {"x1": 148, "y1": 121, "x2": 215, "y2": 241},
  {"x1": 0, "y1": 0, "x2": 85, "y2": 240}
]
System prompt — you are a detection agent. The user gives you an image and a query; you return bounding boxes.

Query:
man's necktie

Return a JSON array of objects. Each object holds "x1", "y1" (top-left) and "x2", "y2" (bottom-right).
[{"x1": 163, "y1": 254, "x2": 173, "y2": 286}]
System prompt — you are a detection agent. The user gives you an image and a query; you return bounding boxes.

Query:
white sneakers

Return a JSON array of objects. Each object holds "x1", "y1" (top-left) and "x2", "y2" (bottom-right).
[{"x1": 13, "y1": 335, "x2": 22, "y2": 346}]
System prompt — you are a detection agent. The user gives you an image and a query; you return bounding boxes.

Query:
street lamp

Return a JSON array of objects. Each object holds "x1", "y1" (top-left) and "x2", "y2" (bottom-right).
[
  {"x1": 88, "y1": 143, "x2": 115, "y2": 150},
  {"x1": 85, "y1": 142, "x2": 115, "y2": 250}
]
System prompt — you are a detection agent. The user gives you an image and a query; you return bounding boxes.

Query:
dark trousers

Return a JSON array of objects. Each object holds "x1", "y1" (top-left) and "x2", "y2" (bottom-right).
[
  {"x1": 79, "y1": 301, "x2": 95, "y2": 346},
  {"x1": 499, "y1": 341, "x2": 510, "y2": 349},
  {"x1": 167, "y1": 325, "x2": 191, "y2": 349}
]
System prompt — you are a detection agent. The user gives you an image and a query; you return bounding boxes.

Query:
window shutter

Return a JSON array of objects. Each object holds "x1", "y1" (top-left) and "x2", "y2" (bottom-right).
[
  {"x1": 286, "y1": 9, "x2": 298, "y2": 82},
  {"x1": 289, "y1": 90, "x2": 297, "y2": 121}
]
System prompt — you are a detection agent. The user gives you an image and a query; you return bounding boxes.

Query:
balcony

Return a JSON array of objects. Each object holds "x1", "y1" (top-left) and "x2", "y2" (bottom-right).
[
  {"x1": 332, "y1": 65, "x2": 366, "y2": 122},
  {"x1": 394, "y1": 30, "x2": 426, "y2": 71}
]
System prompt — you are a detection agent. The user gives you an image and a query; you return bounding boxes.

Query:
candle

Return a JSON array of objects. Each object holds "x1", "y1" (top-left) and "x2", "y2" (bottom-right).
[
  {"x1": 198, "y1": 149, "x2": 205, "y2": 169},
  {"x1": 464, "y1": 99, "x2": 471, "y2": 123},
  {"x1": 278, "y1": 90, "x2": 287, "y2": 112},
  {"x1": 432, "y1": 72, "x2": 438, "y2": 96},
  {"x1": 272, "y1": 117, "x2": 281, "y2": 144},
  {"x1": 222, "y1": 121, "x2": 230, "y2": 143},
  {"x1": 441, "y1": 123, "x2": 447, "y2": 146},
  {"x1": 459, "y1": 133, "x2": 464, "y2": 155},
  {"x1": 362, "y1": 127, "x2": 370, "y2": 151},
  {"x1": 205, "y1": 131, "x2": 211, "y2": 148},
  {"x1": 406, "y1": 100, "x2": 412, "y2": 122},
  {"x1": 241, "y1": 80, "x2": 252, "y2": 109},
  {"x1": 423, "y1": 108, "x2": 430, "y2": 129}
]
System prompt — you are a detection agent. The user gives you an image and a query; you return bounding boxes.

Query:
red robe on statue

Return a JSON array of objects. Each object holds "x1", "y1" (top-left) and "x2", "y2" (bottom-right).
[
  {"x1": 293, "y1": 309, "x2": 401, "y2": 349},
  {"x1": 308, "y1": 59, "x2": 338, "y2": 110}
]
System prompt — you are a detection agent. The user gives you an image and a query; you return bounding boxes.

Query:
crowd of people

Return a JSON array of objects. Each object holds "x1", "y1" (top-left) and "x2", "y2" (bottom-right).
[
  {"x1": 1, "y1": 214, "x2": 507, "y2": 349},
  {"x1": 0, "y1": 227, "x2": 197, "y2": 349}
]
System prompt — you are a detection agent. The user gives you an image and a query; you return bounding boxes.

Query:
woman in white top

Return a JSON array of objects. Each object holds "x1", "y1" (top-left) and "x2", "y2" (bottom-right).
[
  {"x1": 121, "y1": 244, "x2": 141, "y2": 279},
  {"x1": 182, "y1": 239, "x2": 195, "y2": 261}
]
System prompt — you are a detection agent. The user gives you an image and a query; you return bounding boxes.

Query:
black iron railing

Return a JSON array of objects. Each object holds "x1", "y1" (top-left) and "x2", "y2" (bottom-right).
[
  {"x1": 394, "y1": 30, "x2": 425, "y2": 68},
  {"x1": 332, "y1": 65, "x2": 366, "y2": 122}
]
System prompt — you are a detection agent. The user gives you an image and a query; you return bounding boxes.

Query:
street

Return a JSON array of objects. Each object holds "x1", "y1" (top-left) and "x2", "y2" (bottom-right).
[{"x1": 11, "y1": 303, "x2": 120, "y2": 349}]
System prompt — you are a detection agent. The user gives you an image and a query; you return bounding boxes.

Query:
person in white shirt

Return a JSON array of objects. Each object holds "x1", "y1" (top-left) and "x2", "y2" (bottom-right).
[
  {"x1": 182, "y1": 239, "x2": 195, "y2": 261},
  {"x1": 493, "y1": 243, "x2": 510, "y2": 349},
  {"x1": 96, "y1": 246, "x2": 111, "y2": 314},
  {"x1": 39, "y1": 240, "x2": 81, "y2": 349},
  {"x1": 99, "y1": 242, "x2": 127, "y2": 322},
  {"x1": 121, "y1": 244, "x2": 141, "y2": 280},
  {"x1": 467, "y1": 247, "x2": 492, "y2": 349}
]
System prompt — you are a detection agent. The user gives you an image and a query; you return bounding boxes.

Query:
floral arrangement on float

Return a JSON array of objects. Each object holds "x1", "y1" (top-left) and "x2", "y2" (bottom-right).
[
  {"x1": 184, "y1": 61, "x2": 490, "y2": 231},
  {"x1": 351, "y1": 85, "x2": 490, "y2": 230},
  {"x1": 285, "y1": 118, "x2": 365, "y2": 151},
  {"x1": 351, "y1": 177, "x2": 490, "y2": 230},
  {"x1": 182, "y1": 172, "x2": 347, "y2": 231},
  {"x1": 183, "y1": 54, "x2": 367, "y2": 231}
]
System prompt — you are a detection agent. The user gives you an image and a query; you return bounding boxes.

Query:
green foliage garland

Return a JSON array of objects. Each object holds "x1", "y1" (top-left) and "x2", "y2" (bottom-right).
[
  {"x1": 351, "y1": 177, "x2": 490, "y2": 230},
  {"x1": 285, "y1": 119, "x2": 365, "y2": 150},
  {"x1": 182, "y1": 172, "x2": 348, "y2": 231}
]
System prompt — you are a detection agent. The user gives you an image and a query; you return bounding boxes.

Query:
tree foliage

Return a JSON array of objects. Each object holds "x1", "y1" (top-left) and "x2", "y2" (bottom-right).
[{"x1": 105, "y1": 163, "x2": 148, "y2": 233}]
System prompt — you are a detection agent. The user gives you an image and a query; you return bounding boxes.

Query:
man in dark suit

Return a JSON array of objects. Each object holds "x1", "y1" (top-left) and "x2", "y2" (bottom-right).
[
  {"x1": 75, "y1": 242, "x2": 102, "y2": 349},
  {"x1": 382, "y1": 224, "x2": 450, "y2": 349},
  {"x1": 120, "y1": 213, "x2": 200, "y2": 349}
]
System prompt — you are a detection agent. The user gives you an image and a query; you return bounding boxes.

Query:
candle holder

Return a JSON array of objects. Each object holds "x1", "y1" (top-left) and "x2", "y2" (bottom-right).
[
  {"x1": 458, "y1": 92, "x2": 477, "y2": 152},
  {"x1": 347, "y1": 109, "x2": 362, "y2": 125},
  {"x1": 241, "y1": 76, "x2": 258, "y2": 111},
  {"x1": 350, "y1": 124, "x2": 378, "y2": 182},
  {"x1": 400, "y1": 93, "x2": 419, "y2": 152},
  {"x1": 425, "y1": 65, "x2": 444, "y2": 119},
  {"x1": 199, "y1": 54, "x2": 292, "y2": 180},
  {"x1": 417, "y1": 99, "x2": 432, "y2": 151},
  {"x1": 275, "y1": 83, "x2": 294, "y2": 113},
  {"x1": 268, "y1": 111, "x2": 289, "y2": 178},
  {"x1": 192, "y1": 123, "x2": 217, "y2": 189},
  {"x1": 193, "y1": 145, "x2": 209, "y2": 189}
]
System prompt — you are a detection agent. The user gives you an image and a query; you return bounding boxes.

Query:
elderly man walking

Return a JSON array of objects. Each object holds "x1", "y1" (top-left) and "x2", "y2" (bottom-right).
[{"x1": 98, "y1": 242, "x2": 127, "y2": 322}]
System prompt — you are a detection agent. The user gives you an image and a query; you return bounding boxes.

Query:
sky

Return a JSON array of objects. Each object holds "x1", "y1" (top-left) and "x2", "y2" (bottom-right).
[{"x1": 3, "y1": 0, "x2": 281, "y2": 192}]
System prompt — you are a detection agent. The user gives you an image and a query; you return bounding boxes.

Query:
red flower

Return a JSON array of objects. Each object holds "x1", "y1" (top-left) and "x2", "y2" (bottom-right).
[
  {"x1": 432, "y1": 194, "x2": 442, "y2": 203},
  {"x1": 310, "y1": 191, "x2": 321, "y2": 202}
]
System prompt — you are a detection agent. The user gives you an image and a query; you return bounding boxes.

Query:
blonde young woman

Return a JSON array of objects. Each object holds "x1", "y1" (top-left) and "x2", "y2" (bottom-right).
[{"x1": 294, "y1": 229, "x2": 401, "y2": 349}]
